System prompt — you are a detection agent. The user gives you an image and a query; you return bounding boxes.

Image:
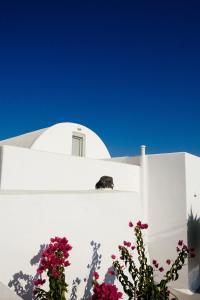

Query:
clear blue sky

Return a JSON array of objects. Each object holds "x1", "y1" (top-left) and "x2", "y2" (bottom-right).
[{"x1": 0, "y1": 0, "x2": 200, "y2": 156}]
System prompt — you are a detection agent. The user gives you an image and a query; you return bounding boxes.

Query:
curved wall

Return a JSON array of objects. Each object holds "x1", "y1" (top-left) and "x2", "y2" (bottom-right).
[
  {"x1": 31, "y1": 123, "x2": 110, "y2": 159},
  {"x1": 0, "y1": 123, "x2": 111, "y2": 159}
]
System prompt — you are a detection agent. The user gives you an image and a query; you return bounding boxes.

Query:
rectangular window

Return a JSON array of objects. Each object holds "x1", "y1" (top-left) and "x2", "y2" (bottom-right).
[{"x1": 72, "y1": 135, "x2": 84, "y2": 156}]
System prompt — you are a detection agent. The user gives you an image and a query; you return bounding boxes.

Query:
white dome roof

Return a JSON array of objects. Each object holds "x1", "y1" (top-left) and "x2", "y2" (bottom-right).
[{"x1": 0, "y1": 122, "x2": 111, "y2": 159}]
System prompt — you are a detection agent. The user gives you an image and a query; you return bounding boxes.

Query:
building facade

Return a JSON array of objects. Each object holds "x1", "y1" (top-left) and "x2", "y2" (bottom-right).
[{"x1": 0, "y1": 122, "x2": 199, "y2": 299}]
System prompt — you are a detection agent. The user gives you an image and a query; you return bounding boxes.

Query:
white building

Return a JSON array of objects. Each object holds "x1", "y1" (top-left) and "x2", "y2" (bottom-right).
[{"x1": 0, "y1": 122, "x2": 199, "y2": 299}]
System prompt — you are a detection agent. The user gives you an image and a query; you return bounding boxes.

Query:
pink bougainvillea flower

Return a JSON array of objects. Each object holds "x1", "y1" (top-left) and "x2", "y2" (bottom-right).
[
  {"x1": 129, "y1": 221, "x2": 133, "y2": 227},
  {"x1": 36, "y1": 236, "x2": 72, "y2": 278},
  {"x1": 159, "y1": 267, "x2": 164, "y2": 272},
  {"x1": 37, "y1": 267, "x2": 44, "y2": 274},
  {"x1": 93, "y1": 272, "x2": 99, "y2": 280},
  {"x1": 152, "y1": 259, "x2": 157, "y2": 265},
  {"x1": 34, "y1": 279, "x2": 46, "y2": 286},
  {"x1": 166, "y1": 259, "x2": 171, "y2": 265},
  {"x1": 178, "y1": 240, "x2": 183, "y2": 246},
  {"x1": 136, "y1": 220, "x2": 148, "y2": 230},
  {"x1": 123, "y1": 241, "x2": 131, "y2": 247},
  {"x1": 111, "y1": 254, "x2": 116, "y2": 260},
  {"x1": 131, "y1": 246, "x2": 135, "y2": 250},
  {"x1": 91, "y1": 282, "x2": 123, "y2": 300},
  {"x1": 142, "y1": 223, "x2": 148, "y2": 229}
]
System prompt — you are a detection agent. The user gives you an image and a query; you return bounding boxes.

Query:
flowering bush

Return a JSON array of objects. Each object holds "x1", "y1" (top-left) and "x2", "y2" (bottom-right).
[
  {"x1": 33, "y1": 236, "x2": 72, "y2": 300},
  {"x1": 90, "y1": 271, "x2": 123, "y2": 300},
  {"x1": 112, "y1": 220, "x2": 195, "y2": 300}
]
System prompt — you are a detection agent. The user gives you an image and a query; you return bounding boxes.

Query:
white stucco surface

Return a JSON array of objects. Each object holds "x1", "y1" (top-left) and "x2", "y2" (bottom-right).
[
  {"x1": 0, "y1": 282, "x2": 21, "y2": 300},
  {"x1": 109, "y1": 156, "x2": 140, "y2": 165},
  {"x1": 0, "y1": 190, "x2": 142, "y2": 299},
  {"x1": 185, "y1": 153, "x2": 200, "y2": 291},
  {"x1": 0, "y1": 122, "x2": 110, "y2": 159},
  {"x1": 146, "y1": 153, "x2": 188, "y2": 289},
  {"x1": 0, "y1": 145, "x2": 140, "y2": 192},
  {"x1": 0, "y1": 122, "x2": 200, "y2": 297}
]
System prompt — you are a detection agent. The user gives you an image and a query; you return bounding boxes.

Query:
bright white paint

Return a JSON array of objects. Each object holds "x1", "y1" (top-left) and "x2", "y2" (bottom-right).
[
  {"x1": 0, "y1": 123, "x2": 200, "y2": 298},
  {"x1": 140, "y1": 145, "x2": 148, "y2": 223},
  {"x1": 109, "y1": 156, "x2": 140, "y2": 165},
  {"x1": 0, "y1": 145, "x2": 140, "y2": 192},
  {"x1": 0, "y1": 122, "x2": 110, "y2": 159},
  {"x1": 185, "y1": 153, "x2": 200, "y2": 291},
  {"x1": 0, "y1": 191, "x2": 142, "y2": 299},
  {"x1": 146, "y1": 153, "x2": 188, "y2": 289},
  {"x1": 0, "y1": 282, "x2": 21, "y2": 300}
]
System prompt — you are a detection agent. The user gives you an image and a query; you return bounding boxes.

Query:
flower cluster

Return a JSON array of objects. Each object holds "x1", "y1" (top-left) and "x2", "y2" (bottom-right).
[
  {"x1": 34, "y1": 279, "x2": 46, "y2": 286},
  {"x1": 37, "y1": 236, "x2": 72, "y2": 279},
  {"x1": 176, "y1": 240, "x2": 195, "y2": 258},
  {"x1": 152, "y1": 259, "x2": 164, "y2": 272},
  {"x1": 112, "y1": 220, "x2": 195, "y2": 300},
  {"x1": 33, "y1": 236, "x2": 72, "y2": 300},
  {"x1": 135, "y1": 220, "x2": 148, "y2": 229},
  {"x1": 91, "y1": 272, "x2": 122, "y2": 300},
  {"x1": 129, "y1": 220, "x2": 148, "y2": 229}
]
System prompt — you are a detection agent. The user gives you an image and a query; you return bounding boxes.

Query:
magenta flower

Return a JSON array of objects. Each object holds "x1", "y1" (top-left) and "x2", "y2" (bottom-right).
[
  {"x1": 34, "y1": 279, "x2": 46, "y2": 286},
  {"x1": 36, "y1": 236, "x2": 72, "y2": 278},
  {"x1": 129, "y1": 221, "x2": 133, "y2": 227},
  {"x1": 166, "y1": 259, "x2": 171, "y2": 265},
  {"x1": 123, "y1": 241, "x2": 131, "y2": 247},
  {"x1": 93, "y1": 272, "x2": 99, "y2": 280},
  {"x1": 136, "y1": 220, "x2": 148, "y2": 230},
  {"x1": 142, "y1": 223, "x2": 148, "y2": 229},
  {"x1": 178, "y1": 240, "x2": 183, "y2": 246},
  {"x1": 111, "y1": 254, "x2": 116, "y2": 260},
  {"x1": 91, "y1": 282, "x2": 123, "y2": 300}
]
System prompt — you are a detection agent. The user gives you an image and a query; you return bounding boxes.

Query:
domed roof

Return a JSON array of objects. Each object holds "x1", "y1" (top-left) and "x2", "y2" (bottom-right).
[{"x1": 0, "y1": 122, "x2": 110, "y2": 159}]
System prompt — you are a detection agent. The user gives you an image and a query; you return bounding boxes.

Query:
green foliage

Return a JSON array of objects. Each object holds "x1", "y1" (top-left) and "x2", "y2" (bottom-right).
[{"x1": 113, "y1": 222, "x2": 193, "y2": 300}]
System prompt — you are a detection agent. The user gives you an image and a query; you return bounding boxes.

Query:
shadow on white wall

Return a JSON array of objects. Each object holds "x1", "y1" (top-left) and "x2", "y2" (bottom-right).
[
  {"x1": 188, "y1": 209, "x2": 200, "y2": 292},
  {"x1": 8, "y1": 240, "x2": 116, "y2": 300}
]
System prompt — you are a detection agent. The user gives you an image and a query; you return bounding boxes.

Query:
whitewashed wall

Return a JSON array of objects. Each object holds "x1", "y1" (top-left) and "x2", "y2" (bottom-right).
[
  {"x1": 0, "y1": 122, "x2": 111, "y2": 159},
  {"x1": 185, "y1": 153, "x2": 200, "y2": 291},
  {"x1": 0, "y1": 191, "x2": 142, "y2": 299},
  {"x1": 109, "y1": 156, "x2": 140, "y2": 165},
  {"x1": 1, "y1": 149, "x2": 200, "y2": 298},
  {"x1": 0, "y1": 146, "x2": 140, "y2": 192},
  {"x1": 31, "y1": 123, "x2": 110, "y2": 159},
  {"x1": 146, "y1": 153, "x2": 189, "y2": 289}
]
